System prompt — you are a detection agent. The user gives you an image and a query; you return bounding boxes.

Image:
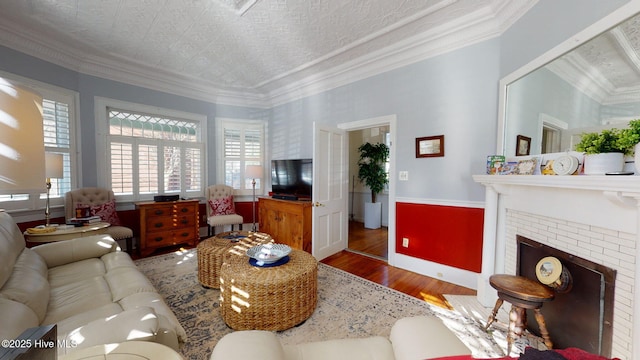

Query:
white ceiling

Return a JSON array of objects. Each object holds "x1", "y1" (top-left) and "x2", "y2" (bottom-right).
[
  {"x1": 0, "y1": 0, "x2": 536, "y2": 107},
  {"x1": 547, "y1": 12, "x2": 640, "y2": 106}
]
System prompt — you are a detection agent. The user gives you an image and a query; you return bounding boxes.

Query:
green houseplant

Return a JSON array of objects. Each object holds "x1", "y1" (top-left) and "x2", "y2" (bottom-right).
[
  {"x1": 618, "y1": 119, "x2": 640, "y2": 173},
  {"x1": 574, "y1": 129, "x2": 624, "y2": 174},
  {"x1": 357, "y1": 142, "x2": 389, "y2": 229}
]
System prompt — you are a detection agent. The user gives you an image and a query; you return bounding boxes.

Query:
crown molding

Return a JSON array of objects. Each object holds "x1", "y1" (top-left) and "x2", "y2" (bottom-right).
[
  {"x1": 0, "y1": 0, "x2": 535, "y2": 109},
  {"x1": 266, "y1": 0, "x2": 535, "y2": 106}
]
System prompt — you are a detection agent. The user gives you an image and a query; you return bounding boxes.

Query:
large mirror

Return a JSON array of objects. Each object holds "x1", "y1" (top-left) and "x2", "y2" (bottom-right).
[{"x1": 501, "y1": 8, "x2": 640, "y2": 156}]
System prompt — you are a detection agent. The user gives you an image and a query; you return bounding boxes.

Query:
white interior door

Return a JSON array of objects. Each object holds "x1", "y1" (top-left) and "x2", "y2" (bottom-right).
[{"x1": 312, "y1": 123, "x2": 348, "y2": 260}]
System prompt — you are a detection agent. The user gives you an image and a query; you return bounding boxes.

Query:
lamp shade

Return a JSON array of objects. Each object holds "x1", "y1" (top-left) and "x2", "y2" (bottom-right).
[
  {"x1": 0, "y1": 78, "x2": 45, "y2": 194},
  {"x1": 45, "y1": 153, "x2": 64, "y2": 179},
  {"x1": 245, "y1": 165, "x2": 263, "y2": 179}
]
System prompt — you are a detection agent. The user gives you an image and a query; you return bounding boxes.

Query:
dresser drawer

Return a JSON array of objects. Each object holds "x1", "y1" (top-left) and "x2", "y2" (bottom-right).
[
  {"x1": 145, "y1": 215, "x2": 175, "y2": 231},
  {"x1": 145, "y1": 228, "x2": 197, "y2": 248}
]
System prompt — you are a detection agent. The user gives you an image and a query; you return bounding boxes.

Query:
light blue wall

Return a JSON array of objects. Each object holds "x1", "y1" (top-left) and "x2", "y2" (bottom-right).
[{"x1": 271, "y1": 39, "x2": 501, "y2": 202}]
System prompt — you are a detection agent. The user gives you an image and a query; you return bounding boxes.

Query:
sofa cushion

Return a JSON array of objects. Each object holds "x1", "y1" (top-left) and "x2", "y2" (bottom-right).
[
  {"x1": 0, "y1": 250, "x2": 50, "y2": 322},
  {"x1": 284, "y1": 336, "x2": 395, "y2": 360},
  {"x1": 0, "y1": 298, "x2": 39, "y2": 341},
  {"x1": 390, "y1": 316, "x2": 471, "y2": 360},
  {"x1": 59, "y1": 307, "x2": 159, "y2": 355},
  {"x1": 32, "y1": 235, "x2": 118, "y2": 268},
  {"x1": 101, "y1": 251, "x2": 137, "y2": 271},
  {"x1": 44, "y1": 276, "x2": 113, "y2": 324},
  {"x1": 105, "y1": 267, "x2": 157, "y2": 302},
  {"x1": 119, "y1": 292, "x2": 188, "y2": 342},
  {"x1": 48, "y1": 258, "x2": 106, "y2": 288},
  {"x1": 210, "y1": 330, "x2": 286, "y2": 360},
  {"x1": 54, "y1": 303, "x2": 123, "y2": 338},
  {"x1": 0, "y1": 211, "x2": 27, "y2": 288}
]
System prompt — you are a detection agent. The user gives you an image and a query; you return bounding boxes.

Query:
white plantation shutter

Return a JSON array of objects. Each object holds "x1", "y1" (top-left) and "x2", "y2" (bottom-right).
[
  {"x1": 219, "y1": 119, "x2": 265, "y2": 194},
  {"x1": 106, "y1": 107, "x2": 205, "y2": 200}
]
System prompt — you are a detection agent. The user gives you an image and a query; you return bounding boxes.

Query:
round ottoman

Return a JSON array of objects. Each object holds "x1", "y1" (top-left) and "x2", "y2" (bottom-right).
[
  {"x1": 197, "y1": 231, "x2": 273, "y2": 288},
  {"x1": 219, "y1": 249, "x2": 318, "y2": 331}
]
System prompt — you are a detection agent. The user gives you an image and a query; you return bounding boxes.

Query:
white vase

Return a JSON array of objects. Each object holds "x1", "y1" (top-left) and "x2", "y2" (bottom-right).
[
  {"x1": 364, "y1": 202, "x2": 382, "y2": 229},
  {"x1": 583, "y1": 152, "x2": 624, "y2": 175},
  {"x1": 635, "y1": 143, "x2": 640, "y2": 174}
]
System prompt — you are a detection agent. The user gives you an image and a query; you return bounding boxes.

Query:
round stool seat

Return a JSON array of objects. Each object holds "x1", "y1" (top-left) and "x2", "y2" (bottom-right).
[
  {"x1": 485, "y1": 274, "x2": 555, "y2": 355},
  {"x1": 490, "y1": 274, "x2": 554, "y2": 306}
]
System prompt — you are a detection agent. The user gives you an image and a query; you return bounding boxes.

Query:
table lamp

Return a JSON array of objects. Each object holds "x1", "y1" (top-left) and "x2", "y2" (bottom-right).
[
  {"x1": 0, "y1": 78, "x2": 45, "y2": 196},
  {"x1": 245, "y1": 165, "x2": 263, "y2": 231},
  {"x1": 45, "y1": 153, "x2": 63, "y2": 226}
]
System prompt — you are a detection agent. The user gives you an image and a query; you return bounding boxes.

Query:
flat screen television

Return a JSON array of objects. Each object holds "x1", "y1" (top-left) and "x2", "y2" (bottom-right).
[{"x1": 271, "y1": 159, "x2": 312, "y2": 199}]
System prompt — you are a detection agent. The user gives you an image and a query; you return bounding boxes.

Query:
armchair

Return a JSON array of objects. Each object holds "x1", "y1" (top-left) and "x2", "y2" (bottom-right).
[{"x1": 64, "y1": 187, "x2": 135, "y2": 253}]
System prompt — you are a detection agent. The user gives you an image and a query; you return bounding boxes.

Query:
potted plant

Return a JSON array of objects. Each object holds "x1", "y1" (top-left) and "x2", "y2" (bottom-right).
[
  {"x1": 574, "y1": 129, "x2": 624, "y2": 174},
  {"x1": 357, "y1": 142, "x2": 389, "y2": 229},
  {"x1": 617, "y1": 119, "x2": 640, "y2": 173}
]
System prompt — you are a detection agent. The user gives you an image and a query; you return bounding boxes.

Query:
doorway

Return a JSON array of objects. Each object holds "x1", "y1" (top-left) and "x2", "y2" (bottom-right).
[{"x1": 338, "y1": 115, "x2": 396, "y2": 263}]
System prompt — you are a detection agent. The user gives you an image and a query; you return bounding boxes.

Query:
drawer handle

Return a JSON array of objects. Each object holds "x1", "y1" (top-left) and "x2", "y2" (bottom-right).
[
  {"x1": 180, "y1": 219, "x2": 188, "y2": 224},
  {"x1": 180, "y1": 232, "x2": 189, "y2": 237},
  {"x1": 154, "y1": 210, "x2": 164, "y2": 215},
  {"x1": 154, "y1": 223, "x2": 164, "y2": 228},
  {"x1": 180, "y1": 207, "x2": 188, "y2": 213},
  {"x1": 154, "y1": 237, "x2": 163, "y2": 242}
]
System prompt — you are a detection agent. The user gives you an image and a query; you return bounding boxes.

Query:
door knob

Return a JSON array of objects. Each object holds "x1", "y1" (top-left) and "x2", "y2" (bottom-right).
[{"x1": 313, "y1": 202, "x2": 325, "y2": 207}]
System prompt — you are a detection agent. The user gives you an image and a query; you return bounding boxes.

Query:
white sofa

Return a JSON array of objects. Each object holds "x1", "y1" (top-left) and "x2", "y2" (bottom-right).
[
  {"x1": 210, "y1": 316, "x2": 472, "y2": 360},
  {"x1": 0, "y1": 210, "x2": 187, "y2": 356}
]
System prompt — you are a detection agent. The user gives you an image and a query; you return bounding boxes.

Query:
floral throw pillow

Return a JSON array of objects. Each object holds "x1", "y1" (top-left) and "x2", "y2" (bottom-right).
[
  {"x1": 209, "y1": 195, "x2": 236, "y2": 215},
  {"x1": 88, "y1": 199, "x2": 122, "y2": 226}
]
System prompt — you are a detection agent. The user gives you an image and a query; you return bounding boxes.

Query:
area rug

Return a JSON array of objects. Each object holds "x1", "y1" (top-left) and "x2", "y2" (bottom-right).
[{"x1": 134, "y1": 249, "x2": 507, "y2": 359}]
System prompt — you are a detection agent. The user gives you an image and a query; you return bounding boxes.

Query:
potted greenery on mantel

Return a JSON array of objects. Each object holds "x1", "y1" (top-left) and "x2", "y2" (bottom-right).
[
  {"x1": 357, "y1": 142, "x2": 389, "y2": 229},
  {"x1": 575, "y1": 129, "x2": 625, "y2": 174}
]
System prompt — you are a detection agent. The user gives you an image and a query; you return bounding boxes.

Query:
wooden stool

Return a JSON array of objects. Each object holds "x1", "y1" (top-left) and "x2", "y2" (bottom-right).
[{"x1": 485, "y1": 274, "x2": 555, "y2": 355}]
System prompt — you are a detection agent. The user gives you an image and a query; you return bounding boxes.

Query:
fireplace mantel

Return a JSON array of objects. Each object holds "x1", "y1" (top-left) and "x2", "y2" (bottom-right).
[{"x1": 473, "y1": 174, "x2": 640, "y2": 359}]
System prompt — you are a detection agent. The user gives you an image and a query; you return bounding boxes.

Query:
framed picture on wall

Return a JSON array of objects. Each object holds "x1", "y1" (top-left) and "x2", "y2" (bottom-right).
[
  {"x1": 416, "y1": 135, "x2": 444, "y2": 158},
  {"x1": 516, "y1": 135, "x2": 531, "y2": 156}
]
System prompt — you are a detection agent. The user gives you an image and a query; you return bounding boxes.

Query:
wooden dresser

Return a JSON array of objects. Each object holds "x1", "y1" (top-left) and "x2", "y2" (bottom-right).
[
  {"x1": 258, "y1": 197, "x2": 312, "y2": 253},
  {"x1": 136, "y1": 199, "x2": 199, "y2": 256}
]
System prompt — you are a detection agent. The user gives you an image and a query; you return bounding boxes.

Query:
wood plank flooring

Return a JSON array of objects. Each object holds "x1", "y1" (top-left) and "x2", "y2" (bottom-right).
[{"x1": 322, "y1": 250, "x2": 476, "y2": 310}]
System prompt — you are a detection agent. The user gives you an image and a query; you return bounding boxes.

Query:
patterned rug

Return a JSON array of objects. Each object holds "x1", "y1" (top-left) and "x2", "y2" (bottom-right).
[{"x1": 134, "y1": 249, "x2": 507, "y2": 359}]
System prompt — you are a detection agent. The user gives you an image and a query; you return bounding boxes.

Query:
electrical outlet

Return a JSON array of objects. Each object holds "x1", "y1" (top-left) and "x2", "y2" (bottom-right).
[
  {"x1": 399, "y1": 171, "x2": 409, "y2": 181},
  {"x1": 402, "y1": 237, "x2": 409, "y2": 247}
]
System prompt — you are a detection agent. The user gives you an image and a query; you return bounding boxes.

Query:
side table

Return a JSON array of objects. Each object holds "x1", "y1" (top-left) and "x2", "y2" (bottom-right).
[
  {"x1": 197, "y1": 231, "x2": 273, "y2": 288},
  {"x1": 24, "y1": 222, "x2": 110, "y2": 243},
  {"x1": 219, "y1": 249, "x2": 318, "y2": 331}
]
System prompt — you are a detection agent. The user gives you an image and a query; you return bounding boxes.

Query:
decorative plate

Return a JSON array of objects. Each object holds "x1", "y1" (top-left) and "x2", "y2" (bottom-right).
[{"x1": 246, "y1": 244, "x2": 291, "y2": 264}]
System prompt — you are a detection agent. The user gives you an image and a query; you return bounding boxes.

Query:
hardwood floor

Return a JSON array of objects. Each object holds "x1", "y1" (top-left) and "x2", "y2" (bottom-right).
[
  {"x1": 347, "y1": 220, "x2": 388, "y2": 259},
  {"x1": 321, "y1": 250, "x2": 476, "y2": 310}
]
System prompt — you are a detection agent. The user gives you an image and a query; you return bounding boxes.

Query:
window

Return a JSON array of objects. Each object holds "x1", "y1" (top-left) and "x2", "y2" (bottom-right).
[
  {"x1": 0, "y1": 73, "x2": 77, "y2": 212},
  {"x1": 96, "y1": 98, "x2": 206, "y2": 201},
  {"x1": 216, "y1": 118, "x2": 265, "y2": 195}
]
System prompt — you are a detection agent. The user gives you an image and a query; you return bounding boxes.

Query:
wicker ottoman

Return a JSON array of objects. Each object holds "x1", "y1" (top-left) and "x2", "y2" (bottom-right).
[
  {"x1": 219, "y1": 249, "x2": 318, "y2": 331},
  {"x1": 197, "y1": 231, "x2": 273, "y2": 288}
]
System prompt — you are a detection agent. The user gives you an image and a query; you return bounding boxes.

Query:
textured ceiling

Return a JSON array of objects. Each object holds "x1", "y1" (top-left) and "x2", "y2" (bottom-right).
[
  {"x1": 0, "y1": 0, "x2": 535, "y2": 105},
  {"x1": 547, "y1": 12, "x2": 640, "y2": 106}
]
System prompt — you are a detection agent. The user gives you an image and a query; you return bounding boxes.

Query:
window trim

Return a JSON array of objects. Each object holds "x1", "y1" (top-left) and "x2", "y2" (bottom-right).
[
  {"x1": 215, "y1": 117, "x2": 266, "y2": 196},
  {"x1": 0, "y1": 71, "x2": 79, "y2": 213},
  {"x1": 95, "y1": 97, "x2": 208, "y2": 201}
]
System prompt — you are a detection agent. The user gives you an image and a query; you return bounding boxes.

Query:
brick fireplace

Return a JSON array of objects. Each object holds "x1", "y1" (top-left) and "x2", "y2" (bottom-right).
[{"x1": 473, "y1": 175, "x2": 640, "y2": 360}]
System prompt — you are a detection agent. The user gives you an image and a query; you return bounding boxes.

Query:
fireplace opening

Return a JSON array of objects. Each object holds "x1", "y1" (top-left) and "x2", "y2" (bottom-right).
[{"x1": 516, "y1": 235, "x2": 616, "y2": 357}]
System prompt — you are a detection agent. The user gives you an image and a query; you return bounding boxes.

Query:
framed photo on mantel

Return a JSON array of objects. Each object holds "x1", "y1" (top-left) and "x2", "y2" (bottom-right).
[
  {"x1": 416, "y1": 135, "x2": 444, "y2": 158},
  {"x1": 516, "y1": 135, "x2": 531, "y2": 156}
]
